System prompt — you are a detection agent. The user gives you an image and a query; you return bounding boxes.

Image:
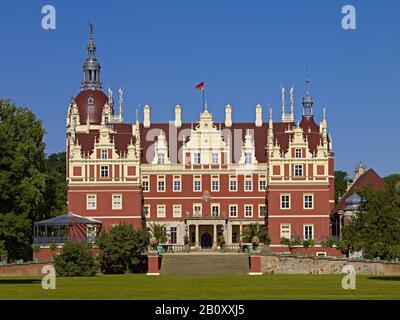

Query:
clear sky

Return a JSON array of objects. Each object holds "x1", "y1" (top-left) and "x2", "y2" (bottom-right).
[{"x1": 0, "y1": 0, "x2": 399, "y2": 177}]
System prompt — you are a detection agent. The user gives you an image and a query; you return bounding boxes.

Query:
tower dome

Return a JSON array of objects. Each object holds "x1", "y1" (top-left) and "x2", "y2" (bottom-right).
[{"x1": 74, "y1": 24, "x2": 108, "y2": 125}]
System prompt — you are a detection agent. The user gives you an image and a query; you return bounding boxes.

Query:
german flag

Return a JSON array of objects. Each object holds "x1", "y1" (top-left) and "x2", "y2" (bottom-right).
[{"x1": 195, "y1": 81, "x2": 205, "y2": 91}]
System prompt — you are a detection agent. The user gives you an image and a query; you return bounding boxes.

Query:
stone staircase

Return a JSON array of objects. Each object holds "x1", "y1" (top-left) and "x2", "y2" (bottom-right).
[{"x1": 159, "y1": 253, "x2": 249, "y2": 275}]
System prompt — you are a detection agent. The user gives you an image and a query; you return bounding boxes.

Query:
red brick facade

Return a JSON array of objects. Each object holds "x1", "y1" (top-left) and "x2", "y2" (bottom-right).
[{"x1": 64, "y1": 30, "x2": 335, "y2": 254}]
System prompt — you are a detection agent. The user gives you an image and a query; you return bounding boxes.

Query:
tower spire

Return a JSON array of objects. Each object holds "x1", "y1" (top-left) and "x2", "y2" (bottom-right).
[
  {"x1": 81, "y1": 23, "x2": 102, "y2": 91},
  {"x1": 302, "y1": 70, "x2": 313, "y2": 116}
]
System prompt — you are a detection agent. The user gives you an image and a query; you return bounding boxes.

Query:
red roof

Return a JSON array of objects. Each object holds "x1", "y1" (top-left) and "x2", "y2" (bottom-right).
[
  {"x1": 74, "y1": 90, "x2": 108, "y2": 125},
  {"x1": 72, "y1": 115, "x2": 328, "y2": 163},
  {"x1": 332, "y1": 168, "x2": 386, "y2": 214}
]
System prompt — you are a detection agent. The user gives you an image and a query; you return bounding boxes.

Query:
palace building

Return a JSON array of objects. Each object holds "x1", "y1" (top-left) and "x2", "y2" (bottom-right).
[{"x1": 66, "y1": 28, "x2": 335, "y2": 252}]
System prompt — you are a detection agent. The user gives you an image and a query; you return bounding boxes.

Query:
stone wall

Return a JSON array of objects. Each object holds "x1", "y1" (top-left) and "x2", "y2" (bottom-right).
[
  {"x1": 260, "y1": 255, "x2": 400, "y2": 275},
  {"x1": 0, "y1": 263, "x2": 48, "y2": 277}
]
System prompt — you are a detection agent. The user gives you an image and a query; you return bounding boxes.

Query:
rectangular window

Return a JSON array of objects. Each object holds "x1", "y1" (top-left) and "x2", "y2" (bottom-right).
[
  {"x1": 212, "y1": 152, "x2": 219, "y2": 164},
  {"x1": 304, "y1": 225, "x2": 314, "y2": 240},
  {"x1": 193, "y1": 205, "x2": 202, "y2": 217},
  {"x1": 173, "y1": 179, "x2": 181, "y2": 192},
  {"x1": 100, "y1": 165, "x2": 109, "y2": 178},
  {"x1": 157, "y1": 178, "x2": 165, "y2": 192},
  {"x1": 245, "y1": 152, "x2": 252, "y2": 164},
  {"x1": 229, "y1": 180, "x2": 237, "y2": 191},
  {"x1": 211, "y1": 180, "x2": 219, "y2": 192},
  {"x1": 259, "y1": 205, "x2": 266, "y2": 217},
  {"x1": 304, "y1": 194, "x2": 314, "y2": 209},
  {"x1": 170, "y1": 227, "x2": 177, "y2": 244},
  {"x1": 143, "y1": 205, "x2": 150, "y2": 218},
  {"x1": 211, "y1": 205, "x2": 220, "y2": 217},
  {"x1": 194, "y1": 153, "x2": 201, "y2": 164},
  {"x1": 157, "y1": 205, "x2": 166, "y2": 218},
  {"x1": 142, "y1": 180, "x2": 149, "y2": 192},
  {"x1": 245, "y1": 205, "x2": 253, "y2": 217},
  {"x1": 173, "y1": 205, "x2": 182, "y2": 218},
  {"x1": 281, "y1": 194, "x2": 290, "y2": 209},
  {"x1": 259, "y1": 180, "x2": 267, "y2": 191},
  {"x1": 280, "y1": 224, "x2": 291, "y2": 239},
  {"x1": 229, "y1": 205, "x2": 238, "y2": 217},
  {"x1": 101, "y1": 149, "x2": 108, "y2": 159},
  {"x1": 295, "y1": 148, "x2": 302, "y2": 158},
  {"x1": 157, "y1": 153, "x2": 165, "y2": 164},
  {"x1": 294, "y1": 164, "x2": 303, "y2": 176},
  {"x1": 86, "y1": 194, "x2": 96, "y2": 210},
  {"x1": 112, "y1": 194, "x2": 122, "y2": 210},
  {"x1": 193, "y1": 180, "x2": 201, "y2": 192},
  {"x1": 244, "y1": 180, "x2": 252, "y2": 191}
]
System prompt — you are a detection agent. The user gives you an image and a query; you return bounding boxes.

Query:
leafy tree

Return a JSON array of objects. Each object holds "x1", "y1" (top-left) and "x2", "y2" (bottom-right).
[
  {"x1": 53, "y1": 241, "x2": 97, "y2": 277},
  {"x1": 241, "y1": 223, "x2": 271, "y2": 248},
  {"x1": 341, "y1": 184, "x2": 400, "y2": 259},
  {"x1": 0, "y1": 100, "x2": 48, "y2": 260},
  {"x1": 334, "y1": 170, "x2": 349, "y2": 204},
  {"x1": 384, "y1": 174, "x2": 400, "y2": 187},
  {"x1": 96, "y1": 224, "x2": 150, "y2": 274},
  {"x1": 0, "y1": 240, "x2": 8, "y2": 258},
  {"x1": 0, "y1": 100, "x2": 67, "y2": 260}
]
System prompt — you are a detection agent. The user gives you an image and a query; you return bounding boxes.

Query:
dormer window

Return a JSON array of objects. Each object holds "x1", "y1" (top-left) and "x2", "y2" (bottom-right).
[
  {"x1": 245, "y1": 152, "x2": 252, "y2": 164},
  {"x1": 295, "y1": 148, "x2": 302, "y2": 158},
  {"x1": 157, "y1": 153, "x2": 165, "y2": 164},
  {"x1": 194, "y1": 153, "x2": 201, "y2": 164},
  {"x1": 212, "y1": 152, "x2": 219, "y2": 164},
  {"x1": 101, "y1": 150, "x2": 108, "y2": 159}
]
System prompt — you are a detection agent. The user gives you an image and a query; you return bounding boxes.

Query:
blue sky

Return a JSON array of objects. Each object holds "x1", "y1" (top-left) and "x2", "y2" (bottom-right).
[{"x1": 0, "y1": 0, "x2": 399, "y2": 176}]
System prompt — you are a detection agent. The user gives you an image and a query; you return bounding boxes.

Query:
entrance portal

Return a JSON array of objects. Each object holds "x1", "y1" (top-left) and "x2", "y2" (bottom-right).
[{"x1": 201, "y1": 232, "x2": 212, "y2": 249}]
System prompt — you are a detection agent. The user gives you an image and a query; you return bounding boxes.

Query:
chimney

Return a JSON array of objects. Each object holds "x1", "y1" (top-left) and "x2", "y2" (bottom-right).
[
  {"x1": 175, "y1": 104, "x2": 182, "y2": 127},
  {"x1": 143, "y1": 105, "x2": 151, "y2": 128},
  {"x1": 225, "y1": 104, "x2": 232, "y2": 127},
  {"x1": 255, "y1": 104, "x2": 262, "y2": 127}
]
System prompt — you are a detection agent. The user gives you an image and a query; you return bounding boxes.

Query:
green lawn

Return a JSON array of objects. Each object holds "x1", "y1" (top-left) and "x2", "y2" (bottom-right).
[{"x1": 0, "y1": 274, "x2": 399, "y2": 300}]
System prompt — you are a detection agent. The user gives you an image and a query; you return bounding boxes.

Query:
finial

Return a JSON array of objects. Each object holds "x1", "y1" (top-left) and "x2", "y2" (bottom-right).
[
  {"x1": 305, "y1": 69, "x2": 310, "y2": 94},
  {"x1": 89, "y1": 22, "x2": 94, "y2": 39},
  {"x1": 323, "y1": 104, "x2": 327, "y2": 122}
]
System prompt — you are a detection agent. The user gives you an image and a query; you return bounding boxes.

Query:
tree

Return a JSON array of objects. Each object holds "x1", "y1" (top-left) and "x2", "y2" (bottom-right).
[
  {"x1": 0, "y1": 100, "x2": 67, "y2": 261},
  {"x1": 96, "y1": 224, "x2": 150, "y2": 274},
  {"x1": 241, "y1": 223, "x2": 271, "y2": 249},
  {"x1": 147, "y1": 223, "x2": 168, "y2": 249},
  {"x1": 53, "y1": 241, "x2": 97, "y2": 277},
  {"x1": 334, "y1": 170, "x2": 349, "y2": 204},
  {"x1": 341, "y1": 184, "x2": 400, "y2": 260},
  {"x1": 0, "y1": 100, "x2": 48, "y2": 260}
]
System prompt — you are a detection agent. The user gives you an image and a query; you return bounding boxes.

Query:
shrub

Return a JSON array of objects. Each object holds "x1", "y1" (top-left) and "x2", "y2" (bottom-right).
[
  {"x1": 96, "y1": 224, "x2": 150, "y2": 274},
  {"x1": 388, "y1": 245, "x2": 400, "y2": 260},
  {"x1": 370, "y1": 242, "x2": 385, "y2": 258},
  {"x1": 280, "y1": 237, "x2": 291, "y2": 247},
  {"x1": 53, "y1": 241, "x2": 97, "y2": 277},
  {"x1": 303, "y1": 239, "x2": 315, "y2": 249},
  {"x1": 0, "y1": 240, "x2": 8, "y2": 257}
]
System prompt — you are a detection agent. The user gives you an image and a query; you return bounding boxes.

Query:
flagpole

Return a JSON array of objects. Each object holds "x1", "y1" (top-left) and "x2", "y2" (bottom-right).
[{"x1": 202, "y1": 81, "x2": 205, "y2": 111}]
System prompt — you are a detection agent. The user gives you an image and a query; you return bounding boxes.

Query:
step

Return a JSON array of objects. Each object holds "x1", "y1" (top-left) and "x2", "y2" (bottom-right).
[{"x1": 159, "y1": 253, "x2": 250, "y2": 275}]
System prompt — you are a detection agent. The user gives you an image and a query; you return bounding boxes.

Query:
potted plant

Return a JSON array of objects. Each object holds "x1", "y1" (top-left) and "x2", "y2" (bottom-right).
[
  {"x1": 32, "y1": 244, "x2": 41, "y2": 263},
  {"x1": 303, "y1": 239, "x2": 315, "y2": 256}
]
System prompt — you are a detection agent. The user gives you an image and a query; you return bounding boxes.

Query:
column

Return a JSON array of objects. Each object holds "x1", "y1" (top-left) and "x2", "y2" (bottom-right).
[
  {"x1": 239, "y1": 223, "x2": 243, "y2": 242},
  {"x1": 195, "y1": 224, "x2": 199, "y2": 248},
  {"x1": 213, "y1": 224, "x2": 217, "y2": 248},
  {"x1": 227, "y1": 222, "x2": 232, "y2": 245}
]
